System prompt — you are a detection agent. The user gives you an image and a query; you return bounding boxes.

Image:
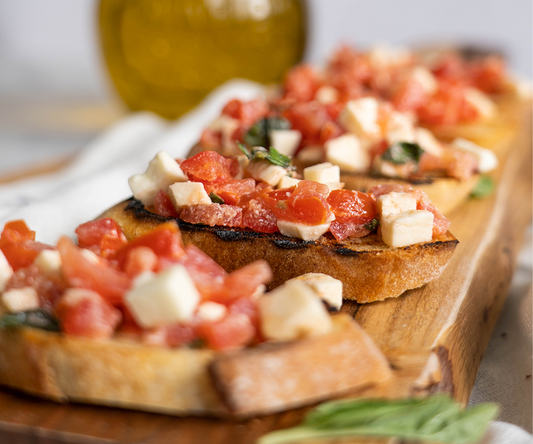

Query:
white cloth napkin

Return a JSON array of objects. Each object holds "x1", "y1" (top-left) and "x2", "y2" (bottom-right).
[{"x1": 0, "y1": 79, "x2": 530, "y2": 444}]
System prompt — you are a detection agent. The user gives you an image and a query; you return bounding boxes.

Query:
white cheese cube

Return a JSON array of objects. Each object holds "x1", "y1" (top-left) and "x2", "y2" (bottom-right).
[
  {"x1": 381, "y1": 210, "x2": 434, "y2": 248},
  {"x1": 409, "y1": 66, "x2": 438, "y2": 95},
  {"x1": 2, "y1": 287, "x2": 39, "y2": 313},
  {"x1": 197, "y1": 301, "x2": 227, "y2": 322},
  {"x1": 451, "y1": 138, "x2": 499, "y2": 173},
  {"x1": 289, "y1": 273, "x2": 343, "y2": 311},
  {"x1": 386, "y1": 111, "x2": 416, "y2": 145},
  {"x1": 315, "y1": 85, "x2": 339, "y2": 104},
  {"x1": 60, "y1": 288, "x2": 102, "y2": 306},
  {"x1": 325, "y1": 134, "x2": 370, "y2": 172},
  {"x1": 128, "y1": 151, "x2": 188, "y2": 206},
  {"x1": 125, "y1": 264, "x2": 200, "y2": 328},
  {"x1": 374, "y1": 158, "x2": 415, "y2": 179},
  {"x1": 377, "y1": 192, "x2": 418, "y2": 217},
  {"x1": 269, "y1": 130, "x2": 302, "y2": 157},
  {"x1": 303, "y1": 162, "x2": 340, "y2": 184},
  {"x1": 325, "y1": 182, "x2": 344, "y2": 192},
  {"x1": 464, "y1": 88, "x2": 497, "y2": 120},
  {"x1": 258, "y1": 280, "x2": 332, "y2": 341},
  {"x1": 168, "y1": 181, "x2": 212, "y2": 209},
  {"x1": 247, "y1": 160, "x2": 287, "y2": 187},
  {"x1": 295, "y1": 146, "x2": 324, "y2": 164},
  {"x1": 277, "y1": 176, "x2": 301, "y2": 189},
  {"x1": 339, "y1": 98, "x2": 381, "y2": 139},
  {"x1": 277, "y1": 220, "x2": 331, "y2": 241},
  {"x1": 415, "y1": 128, "x2": 443, "y2": 157},
  {"x1": 208, "y1": 115, "x2": 241, "y2": 151},
  {"x1": 0, "y1": 251, "x2": 13, "y2": 293},
  {"x1": 33, "y1": 250, "x2": 62, "y2": 274},
  {"x1": 234, "y1": 155, "x2": 249, "y2": 180}
]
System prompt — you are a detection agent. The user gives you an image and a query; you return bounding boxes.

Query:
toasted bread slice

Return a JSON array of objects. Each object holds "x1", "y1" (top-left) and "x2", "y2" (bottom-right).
[
  {"x1": 0, "y1": 314, "x2": 392, "y2": 417},
  {"x1": 100, "y1": 199, "x2": 458, "y2": 303}
]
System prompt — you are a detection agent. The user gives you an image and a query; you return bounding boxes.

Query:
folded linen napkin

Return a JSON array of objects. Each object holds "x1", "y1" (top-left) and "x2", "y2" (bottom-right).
[{"x1": 0, "y1": 79, "x2": 530, "y2": 444}]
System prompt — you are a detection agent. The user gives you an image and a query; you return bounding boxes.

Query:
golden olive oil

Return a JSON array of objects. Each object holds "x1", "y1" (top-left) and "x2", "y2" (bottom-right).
[{"x1": 99, "y1": 0, "x2": 306, "y2": 119}]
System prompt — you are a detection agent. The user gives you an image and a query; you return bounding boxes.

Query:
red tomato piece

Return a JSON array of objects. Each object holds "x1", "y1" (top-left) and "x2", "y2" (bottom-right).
[
  {"x1": 55, "y1": 290, "x2": 122, "y2": 339},
  {"x1": 57, "y1": 236, "x2": 131, "y2": 305},
  {"x1": 368, "y1": 183, "x2": 414, "y2": 199},
  {"x1": 392, "y1": 78, "x2": 428, "y2": 112},
  {"x1": 209, "y1": 179, "x2": 256, "y2": 206},
  {"x1": 1, "y1": 240, "x2": 52, "y2": 271},
  {"x1": 114, "y1": 222, "x2": 184, "y2": 267},
  {"x1": 212, "y1": 260, "x2": 272, "y2": 304},
  {"x1": 285, "y1": 181, "x2": 332, "y2": 225},
  {"x1": 197, "y1": 313, "x2": 255, "y2": 350},
  {"x1": 469, "y1": 56, "x2": 505, "y2": 94},
  {"x1": 123, "y1": 246, "x2": 159, "y2": 278},
  {"x1": 153, "y1": 190, "x2": 179, "y2": 218},
  {"x1": 327, "y1": 189, "x2": 376, "y2": 224},
  {"x1": 417, "y1": 200, "x2": 450, "y2": 237},
  {"x1": 222, "y1": 99, "x2": 269, "y2": 125},
  {"x1": 239, "y1": 188, "x2": 280, "y2": 233},
  {"x1": 319, "y1": 121, "x2": 343, "y2": 145},
  {"x1": 180, "y1": 245, "x2": 226, "y2": 300},
  {"x1": 283, "y1": 102, "x2": 330, "y2": 147},
  {"x1": 75, "y1": 218, "x2": 127, "y2": 257},
  {"x1": 329, "y1": 220, "x2": 373, "y2": 242},
  {"x1": 180, "y1": 151, "x2": 233, "y2": 184},
  {"x1": 283, "y1": 64, "x2": 321, "y2": 102},
  {"x1": 199, "y1": 128, "x2": 222, "y2": 149},
  {"x1": 143, "y1": 323, "x2": 197, "y2": 347},
  {"x1": 0, "y1": 220, "x2": 35, "y2": 245},
  {"x1": 180, "y1": 204, "x2": 243, "y2": 228}
]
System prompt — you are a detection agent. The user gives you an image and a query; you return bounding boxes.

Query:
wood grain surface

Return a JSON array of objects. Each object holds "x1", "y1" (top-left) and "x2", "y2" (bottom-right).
[{"x1": 0, "y1": 110, "x2": 530, "y2": 444}]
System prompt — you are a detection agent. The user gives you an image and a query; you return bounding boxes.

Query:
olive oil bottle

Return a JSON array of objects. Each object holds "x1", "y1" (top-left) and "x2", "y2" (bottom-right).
[{"x1": 99, "y1": 0, "x2": 306, "y2": 119}]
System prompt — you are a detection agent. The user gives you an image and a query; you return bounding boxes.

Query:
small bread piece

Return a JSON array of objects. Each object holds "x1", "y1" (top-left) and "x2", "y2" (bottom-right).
[
  {"x1": 209, "y1": 314, "x2": 392, "y2": 416},
  {"x1": 100, "y1": 200, "x2": 458, "y2": 303},
  {"x1": 0, "y1": 315, "x2": 391, "y2": 417}
]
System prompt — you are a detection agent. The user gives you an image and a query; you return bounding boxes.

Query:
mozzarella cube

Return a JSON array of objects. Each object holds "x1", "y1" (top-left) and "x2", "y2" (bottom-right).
[
  {"x1": 247, "y1": 160, "x2": 287, "y2": 186},
  {"x1": 125, "y1": 264, "x2": 200, "y2": 328},
  {"x1": 315, "y1": 85, "x2": 339, "y2": 104},
  {"x1": 325, "y1": 134, "x2": 370, "y2": 172},
  {"x1": 234, "y1": 155, "x2": 249, "y2": 180},
  {"x1": 339, "y1": 98, "x2": 381, "y2": 139},
  {"x1": 409, "y1": 66, "x2": 438, "y2": 95},
  {"x1": 296, "y1": 146, "x2": 324, "y2": 164},
  {"x1": 381, "y1": 210, "x2": 434, "y2": 248},
  {"x1": 325, "y1": 182, "x2": 344, "y2": 192},
  {"x1": 290, "y1": 273, "x2": 343, "y2": 311},
  {"x1": 377, "y1": 192, "x2": 418, "y2": 217},
  {"x1": 303, "y1": 162, "x2": 340, "y2": 183},
  {"x1": 258, "y1": 280, "x2": 332, "y2": 341},
  {"x1": 270, "y1": 130, "x2": 302, "y2": 157},
  {"x1": 415, "y1": 128, "x2": 443, "y2": 157},
  {"x1": 168, "y1": 181, "x2": 212, "y2": 209},
  {"x1": 197, "y1": 301, "x2": 227, "y2": 322},
  {"x1": 128, "y1": 151, "x2": 188, "y2": 206},
  {"x1": 451, "y1": 138, "x2": 499, "y2": 173},
  {"x1": 33, "y1": 250, "x2": 62, "y2": 274},
  {"x1": 386, "y1": 125, "x2": 416, "y2": 145},
  {"x1": 0, "y1": 251, "x2": 13, "y2": 293},
  {"x1": 2, "y1": 287, "x2": 39, "y2": 313},
  {"x1": 277, "y1": 176, "x2": 301, "y2": 189},
  {"x1": 464, "y1": 88, "x2": 497, "y2": 120},
  {"x1": 277, "y1": 220, "x2": 331, "y2": 241}
]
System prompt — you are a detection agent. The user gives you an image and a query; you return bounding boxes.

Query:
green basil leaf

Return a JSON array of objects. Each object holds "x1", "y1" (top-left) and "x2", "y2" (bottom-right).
[
  {"x1": 243, "y1": 117, "x2": 292, "y2": 148},
  {"x1": 364, "y1": 218, "x2": 378, "y2": 232},
  {"x1": 266, "y1": 117, "x2": 291, "y2": 132},
  {"x1": 266, "y1": 146, "x2": 293, "y2": 169},
  {"x1": 238, "y1": 142, "x2": 294, "y2": 171},
  {"x1": 470, "y1": 176, "x2": 495, "y2": 199},
  {"x1": 209, "y1": 192, "x2": 225, "y2": 204},
  {"x1": 238, "y1": 141, "x2": 253, "y2": 159},
  {"x1": 0, "y1": 309, "x2": 60, "y2": 332},
  {"x1": 258, "y1": 395, "x2": 498, "y2": 444},
  {"x1": 381, "y1": 142, "x2": 424, "y2": 165}
]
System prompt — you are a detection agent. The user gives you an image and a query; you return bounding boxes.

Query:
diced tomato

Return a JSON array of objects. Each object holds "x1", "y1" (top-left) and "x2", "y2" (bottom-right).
[
  {"x1": 0, "y1": 220, "x2": 35, "y2": 245},
  {"x1": 283, "y1": 64, "x2": 321, "y2": 102},
  {"x1": 197, "y1": 313, "x2": 255, "y2": 350},
  {"x1": 319, "y1": 121, "x2": 343, "y2": 145},
  {"x1": 143, "y1": 323, "x2": 197, "y2": 347},
  {"x1": 123, "y1": 246, "x2": 158, "y2": 278},
  {"x1": 114, "y1": 222, "x2": 184, "y2": 267},
  {"x1": 1, "y1": 240, "x2": 52, "y2": 271},
  {"x1": 226, "y1": 157, "x2": 241, "y2": 178},
  {"x1": 75, "y1": 218, "x2": 128, "y2": 258},
  {"x1": 368, "y1": 183, "x2": 415, "y2": 199},
  {"x1": 283, "y1": 102, "x2": 330, "y2": 147},
  {"x1": 180, "y1": 204, "x2": 243, "y2": 228},
  {"x1": 208, "y1": 179, "x2": 256, "y2": 206},
  {"x1": 180, "y1": 151, "x2": 233, "y2": 184},
  {"x1": 417, "y1": 199, "x2": 450, "y2": 237},
  {"x1": 211, "y1": 260, "x2": 272, "y2": 304},
  {"x1": 327, "y1": 189, "x2": 376, "y2": 224},
  {"x1": 55, "y1": 290, "x2": 122, "y2": 339},
  {"x1": 392, "y1": 78, "x2": 428, "y2": 112},
  {"x1": 441, "y1": 148, "x2": 478, "y2": 181},
  {"x1": 469, "y1": 56, "x2": 505, "y2": 94},
  {"x1": 326, "y1": 45, "x2": 371, "y2": 94},
  {"x1": 222, "y1": 99, "x2": 269, "y2": 125},
  {"x1": 284, "y1": 181, "x2": 332, "y2": 225},
  {"x1": 418, "y1": 80, "x2": 472, "y2": 126},
  {"x1": 199, "y1": 128, "x2": 222, "y2": 149},
  {"x1": 329, "y1": 220, "x2": 373, "y2": 242},
  {"x1": 118, "y1": 306, "x2": 144, "y2": 335},
  {"x1": 180, "y1": 245, "x2": 226, "y2": 300},
  {"x1": 153, "y1": 189, "x2": 179, "y2": 218},
  {"x1": 239, "y1": 188, "x2": 280, "y2": 233},
  {"x1": 6, "y1": 264, "x2": 67, "y2": 311},
  {"x1": 229, "y1": 297, "x2": 263, "y2": 342},
  {"x1": 57, "y1": 236, "x2": 131, "y2": 305},
  {"x1": 431, "y1": 54, "x2": 466, "y2": 81}
]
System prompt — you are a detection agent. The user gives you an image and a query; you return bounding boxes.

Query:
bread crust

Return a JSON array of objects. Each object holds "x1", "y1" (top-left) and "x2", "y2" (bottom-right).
[
  {"x1": 100, "y1": 199, "x2": 458, "y2": 303},
  {"x1": 0, "y1": 315, "x2": 392, "y2": 417}
]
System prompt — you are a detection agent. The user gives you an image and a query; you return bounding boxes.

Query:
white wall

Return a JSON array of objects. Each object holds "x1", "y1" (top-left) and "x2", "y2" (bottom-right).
[{"x1": 0, "y1": 0, "x2": 530, "y2": 98}]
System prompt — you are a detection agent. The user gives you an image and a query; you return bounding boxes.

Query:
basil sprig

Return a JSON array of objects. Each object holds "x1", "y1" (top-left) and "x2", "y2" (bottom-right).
[
  {"x1": 364, "y1": 218, "x2": 378, "y2": 232},
  {"x1": 244, "y1": 117, "x2": 291, "y2": 148},
  {"x1": 238, "y1": 142, "x2": 295, "y2": 171},
  {"x1": 470, "y1": 176, "x2": 495, "y2": 199},
  {"x1": 258, "y1": 395, "x2": 498, "y2": 444},
  {"x1": 381, "y1": 142, "x2": 424, "y2": 165},
  {"x1": 209, "y1": 192, "x2": 225, "y2": 204},
  {"x1": 0, "y1": 309, "x2": 60, "y2": 332}
]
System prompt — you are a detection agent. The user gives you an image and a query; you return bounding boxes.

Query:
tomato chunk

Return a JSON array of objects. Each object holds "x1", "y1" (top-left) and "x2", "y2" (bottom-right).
[
  {"x1": 197, "y1": 313, "x2": 255, "y2": 350},
  {"x1": 180, "y1": 204, "x2": 243, "y2": 228},
  {"x1": 180, "y1": 245, "x2": 226, "y2": 300},
  {"x1": 75, "y1": 218, "x2": 127, "y2": 257},
  {"x1": 180, "y1": 151, "x2": 232, "y2": 184},
  {"x1": 154, "y1": 190, "x2": 179, "y2": 218},
  {"x1": 208, "y1": 179, "x2": 256, "y2": 206},
  {"x1": 0, "y1": 220, "x2": 35, "y2": 245},
  {"x1": 327, "y1": 189, "x2": 376, "y2": 224},
  {"x1": 1, "y1": 240, "x2": 52, "y2": 271},
  {"x1": 285, "y1": 181, "x2": 332, "y2": 225}
]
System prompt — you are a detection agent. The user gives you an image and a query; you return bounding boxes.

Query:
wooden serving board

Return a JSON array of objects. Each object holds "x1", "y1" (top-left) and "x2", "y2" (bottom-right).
[{"x1": 0, "y1": 111, "x2": 530, "y2": 444}]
